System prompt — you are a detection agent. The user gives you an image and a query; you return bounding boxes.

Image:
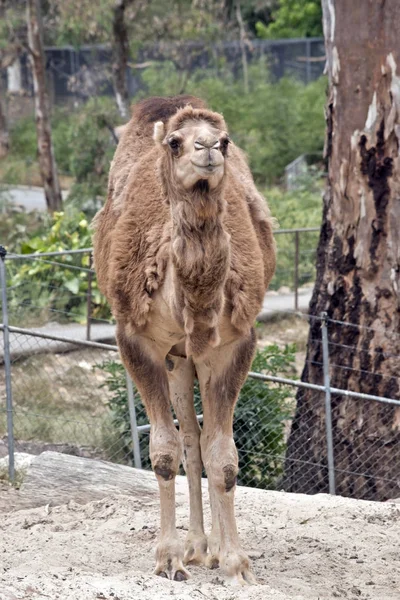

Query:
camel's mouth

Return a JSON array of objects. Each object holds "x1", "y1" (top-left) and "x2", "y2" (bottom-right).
[
  {"x1": 190, "y1": 162, "x2": 223, "y2": 177},
  {"x1": 191, "y1": 162, "x2": 218, "y2": 171}
]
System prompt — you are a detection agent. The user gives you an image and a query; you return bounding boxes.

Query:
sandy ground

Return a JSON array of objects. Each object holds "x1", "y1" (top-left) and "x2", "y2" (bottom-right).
[{"x1": 1, "y1": 482, "x2": 400, "y2": 600}]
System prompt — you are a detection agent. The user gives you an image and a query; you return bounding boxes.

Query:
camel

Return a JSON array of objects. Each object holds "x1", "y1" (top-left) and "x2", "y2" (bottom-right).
[{"x1": 93, "y1": 95, "x2": 276, "y2": 584}]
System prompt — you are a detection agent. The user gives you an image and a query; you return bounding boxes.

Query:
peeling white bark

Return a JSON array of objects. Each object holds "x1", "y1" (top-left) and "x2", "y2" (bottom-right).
[
  {"x1": 328, "y1": 0, "x2": 335, "y2": 41},
  {"x1": 322, "y1": 0, "x2": 335, "y2": 78},
  {"x1": 360, "y1": 189, "x2": 366, "y2": 219},
  {"x1": 332, "y1": 46, "x2": 340, "y2": 84},
  {"x1": 391, "y1": 268, "x2": 398, "y2": 292},
  {"x1": 365, "y1": 91, "x2": 378, "y2": 131},
  {"x1": 350, "y1": 129, "x2": 360, "y2": 151},
  {"x1": 116, "y1": 92, "x2": 128, "y2": 120}
]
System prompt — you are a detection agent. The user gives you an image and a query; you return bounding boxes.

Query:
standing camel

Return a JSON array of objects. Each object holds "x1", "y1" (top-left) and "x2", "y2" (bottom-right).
[{"x1": 93, "y1": 95, "x2": 276, "y2": 584}]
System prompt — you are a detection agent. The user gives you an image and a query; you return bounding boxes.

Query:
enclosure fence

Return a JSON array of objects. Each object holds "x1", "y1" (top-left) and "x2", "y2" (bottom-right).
[
  {"x1": 2, "y1": 38, "x2": 325, "y2": 106},
  {"x1": 1, "y1": 244, "x2": 399, "y2": 502}
]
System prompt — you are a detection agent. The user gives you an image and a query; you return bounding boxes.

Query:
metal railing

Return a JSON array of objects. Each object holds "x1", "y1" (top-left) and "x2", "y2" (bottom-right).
[
  {"x1": 2, "y1": 244, "x2": 399, "y2": 501},
  {"x1": 274, "y1": 227, "x2": 319, "y2": 310},
  {"x1": 0, "y1": 244, "x2": 400, "y2": 497}
]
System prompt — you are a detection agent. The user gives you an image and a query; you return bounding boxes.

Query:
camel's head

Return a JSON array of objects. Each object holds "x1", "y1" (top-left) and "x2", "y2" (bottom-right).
[{"x1": 154, "y1": 106, "x2": 230, "y2": 191}]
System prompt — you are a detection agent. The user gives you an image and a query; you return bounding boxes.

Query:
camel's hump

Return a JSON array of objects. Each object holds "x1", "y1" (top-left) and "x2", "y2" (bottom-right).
[{"x1": 131, "y1": 95, "x2": 206, "y2": 126}]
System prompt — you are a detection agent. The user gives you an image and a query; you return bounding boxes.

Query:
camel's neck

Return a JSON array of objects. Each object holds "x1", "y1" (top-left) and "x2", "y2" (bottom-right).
[
  {"x1": 171, "y1": 180, "x2": 226, "y2": 232},
  {"x1": 167, "y1": 181, "x2": 231, "y2": 357}
]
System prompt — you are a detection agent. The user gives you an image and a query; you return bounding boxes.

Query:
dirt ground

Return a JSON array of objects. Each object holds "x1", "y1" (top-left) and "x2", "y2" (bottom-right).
[{"x1": 1, "y1": 482, "x2": 400, "y2": 600}]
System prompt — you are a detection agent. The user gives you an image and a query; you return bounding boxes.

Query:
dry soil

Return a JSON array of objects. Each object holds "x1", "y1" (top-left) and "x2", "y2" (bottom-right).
[{"x1": 1, "y1": 483, "x2": 400, "y2": 600}]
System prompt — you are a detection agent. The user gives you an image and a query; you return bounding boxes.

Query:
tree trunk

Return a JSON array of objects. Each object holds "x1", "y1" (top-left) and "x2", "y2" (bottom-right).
[
  {"x1": 112, "y1": 0, "x2": 133, "y2": 120},
  {"x1": 236, "y1": 2, "x2": 249, "y2": 94},
  {"x1": 0, "y1": 98, "x2": 9, "y2": 159},
  {"x1": 26, "y1": 0, "x2": 62, "y2": 213},
  {"x1": 283, "y1": 0, "x2": 400, "y2": 501}
]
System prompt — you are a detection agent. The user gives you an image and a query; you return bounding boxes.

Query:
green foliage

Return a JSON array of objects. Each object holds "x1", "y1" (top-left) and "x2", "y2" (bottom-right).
[
  {"x1": 2, "y1": 99, "x2": 120, "y2": 204},
  {"x1": 7, "y1": 117, "x2": 37, "y2": 161},
  {"x1": 4, "y1": 65, "x2": 325, "y2": 190},
  {"x1": 64, "y1": 98, "x2": 120, "y2": 205},
  {"x1": 7, "y1": 207, "x2": 110, "y2": 325},
  {"x1": 0, "y1": 193, "x2": 47, "y2": 252},
  {"x1": 256, "y1": 0, "x2": 323, "y2": 39},
  {"x1": 267, "y1": 172, "x2": 323, "y2": 289},
  {"x1": 99, "y1": 344, "x2": 296, "y2": 489},
  {"x1": 141, "y1": 61, "x2": 326, "y2": 185}
]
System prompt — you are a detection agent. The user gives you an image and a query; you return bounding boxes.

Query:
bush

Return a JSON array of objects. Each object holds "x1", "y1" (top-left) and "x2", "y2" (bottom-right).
[
  {"x1": 0, "y1": 192, "x2": 47, "y2": 252},
  {"x1": 139, "y1": 61, "x2": 326, "y2": 185},
  {"x1": 267, "y1": 172, "x2": 323, "y2": 290},
  {"x1": 99, "y1": 343, "x2": 296, "y2": 489},
  {"x1": 2, "y1": 99, "x2": 120, "y2": 205},
  {"x1": 64, "y1": 97, "x2": 121, "y2": 206},
  {"x1": 7, "y1": 207, "x2": 111, "y2": 325}
]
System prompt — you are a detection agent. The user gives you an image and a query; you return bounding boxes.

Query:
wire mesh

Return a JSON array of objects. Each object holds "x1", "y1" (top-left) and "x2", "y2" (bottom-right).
[
  {"x1": 0, "y1": 331, "x2": 130, "y2": 463},
  {"x1": 2, "y1": 251, "x2": 400, "y2": 503}
]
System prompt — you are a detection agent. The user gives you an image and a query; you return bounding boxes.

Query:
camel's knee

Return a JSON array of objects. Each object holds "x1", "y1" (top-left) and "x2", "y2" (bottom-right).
[
  {"x1": 150, "y1": 427, "x2": 182, "y2": 481},
  {"x1": 201, "y1": 433, "x2": 238, "y2": 493}
]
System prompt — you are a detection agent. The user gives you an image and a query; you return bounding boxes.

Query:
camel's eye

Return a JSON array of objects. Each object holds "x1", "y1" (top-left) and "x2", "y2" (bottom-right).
[{"x1": 168, "y1": 137, "x2": 181, "y2": 152}]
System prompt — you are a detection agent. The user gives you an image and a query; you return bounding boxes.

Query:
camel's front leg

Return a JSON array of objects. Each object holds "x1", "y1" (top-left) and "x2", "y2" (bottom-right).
[
  {"x1": 195, "y1": 329, "x2": 257, "y2": 585},
  {"x1": 116, "y1": 326, "x2": 189, "y2": 581},
  {"x1": 166, "y1": 353, "x2": 208, "y2": 566}
]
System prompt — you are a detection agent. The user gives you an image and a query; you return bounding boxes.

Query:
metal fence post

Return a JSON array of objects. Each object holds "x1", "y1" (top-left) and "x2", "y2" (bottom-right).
[
  {"x1": 86, "y1": 252, "x2": 92, "y2": 341},
  {"x1": 0, "y1": 246, "x2": 15, "y2": 482},
  {"x1": 294, "y1": 231, "x2": 300, "y2": 310},
  {"x1": 321, "y1": 311, "x2": 336, "y2": 495},
  {"x1": 125, "y1": 370, "x2": 142, "y2": 469},
  {"x1": 305, "y1": 38, "x2": 311, "y2": 84}
]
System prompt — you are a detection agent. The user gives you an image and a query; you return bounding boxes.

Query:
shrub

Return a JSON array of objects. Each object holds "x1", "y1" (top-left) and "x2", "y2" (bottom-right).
[
  {"x1": 65, "y1": 97, "x2": 121, "y2": 206},
  {"x1": 139, "y1": 61, "x2": 327, "y2": 186},
  {"x1": 267, "y1": 172, "x2": 323, "y2": 290},
  {"x1": 2, "y1": 99, "x2": 120, "y2": 205},
  {"x1": 0, "y1": 193, "x2": 47, "y2": 252},
  {"x1": 99, "y1": 343, "x2": 296, "y2": 489},
  {"x1": 7, "y1": 207, "x2": 110, "y2": 325}
]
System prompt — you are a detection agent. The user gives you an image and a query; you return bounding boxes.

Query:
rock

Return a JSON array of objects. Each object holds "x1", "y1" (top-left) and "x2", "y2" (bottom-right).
[{"x1": 0, "y1": 452, "x2": 36, "y2": 482}]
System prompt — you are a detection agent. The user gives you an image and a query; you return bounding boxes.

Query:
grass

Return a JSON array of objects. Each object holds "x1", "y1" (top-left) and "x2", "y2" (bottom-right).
[
  {"x1": 0, "y1": 315, "x2": 310, "y2": 463},
  {"x1": 0, "y1": 348, "x2": 123, "y2": 460},
  {"x1": 256, "y1": 313, "x2": 310, "y2": 376}
]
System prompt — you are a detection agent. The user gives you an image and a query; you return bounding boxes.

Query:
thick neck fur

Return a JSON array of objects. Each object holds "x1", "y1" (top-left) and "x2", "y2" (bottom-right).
[{"x1": 159, "y1": 156, "x2": 231, "y2": 357}]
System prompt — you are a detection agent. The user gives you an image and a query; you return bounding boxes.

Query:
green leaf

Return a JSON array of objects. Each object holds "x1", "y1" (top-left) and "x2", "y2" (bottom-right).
[{"x1": 64, "y1": 278, "x2": 80, "y2": 294}]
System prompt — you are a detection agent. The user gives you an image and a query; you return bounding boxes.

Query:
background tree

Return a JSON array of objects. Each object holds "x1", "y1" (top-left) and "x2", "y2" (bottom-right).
[
  {"x1": 283, "y1": 0, "x2": 400, "y2": 500},
  {"x1": 111, "y1": 0, "x2": 147, "y2": 119},
  {"x1": 256, "y1": 0, "x2": 322, "y2": 39},
  {"x1": 26, "y1": 0, "x2": 62, "y2": 212}
]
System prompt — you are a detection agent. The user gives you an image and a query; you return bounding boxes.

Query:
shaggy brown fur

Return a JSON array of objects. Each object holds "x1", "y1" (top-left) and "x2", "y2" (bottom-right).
[
  {"x1": 93, "y1": 97, "x2": 275, "y2": 356},
  {"x1": 92, "y1": 95, "x2": 276, "y2": 583}
]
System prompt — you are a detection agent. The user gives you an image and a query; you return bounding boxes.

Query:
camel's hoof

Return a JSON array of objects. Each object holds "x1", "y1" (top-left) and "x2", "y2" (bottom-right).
[
  {"x1": 183, "y1": 531, "x2": 208, "y2": 565},
  {"x1": 155, "y1": 541, "x2": 190, "y2": 582},
  {"x1": 206, "y1": 555, "x2": 220, "y2": 570},
  {"x1": 221, "y1": 550, "x2": 257, "y2": 586},
  {"x1": 157, "y1": 568, "x2": 189, "y2": 581}
]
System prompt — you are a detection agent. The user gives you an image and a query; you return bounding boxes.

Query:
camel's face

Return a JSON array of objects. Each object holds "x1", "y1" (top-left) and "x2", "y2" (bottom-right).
[{"x1": 165, "y1": 120, "x2": 230, "y2": 190}]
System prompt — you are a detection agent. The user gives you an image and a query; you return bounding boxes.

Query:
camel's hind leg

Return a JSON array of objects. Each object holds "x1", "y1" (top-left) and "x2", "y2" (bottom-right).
[
  {"x1": 116, "y1": 325, "x2": 189, "y2": 581},
  {"x1": 195, "y1": 328, "x2": 257, "y2": 585},
  {"x1": 166, "y1": 352, "x2": 208, "y2": 566}
]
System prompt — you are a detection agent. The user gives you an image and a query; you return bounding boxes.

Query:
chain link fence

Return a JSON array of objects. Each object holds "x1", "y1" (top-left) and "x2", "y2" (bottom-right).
[
  {"x1": 3, "y1": 38, "x2": 325, "y2": 105},
  {"x1": 1, "y1": 245, "x2": 400, "y2": 502}
]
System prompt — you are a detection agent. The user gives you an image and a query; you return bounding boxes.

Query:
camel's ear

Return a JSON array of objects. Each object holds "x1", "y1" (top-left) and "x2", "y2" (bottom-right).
[{"x1": 153, "y1": 121, "x2": 165, "y2": 144}]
